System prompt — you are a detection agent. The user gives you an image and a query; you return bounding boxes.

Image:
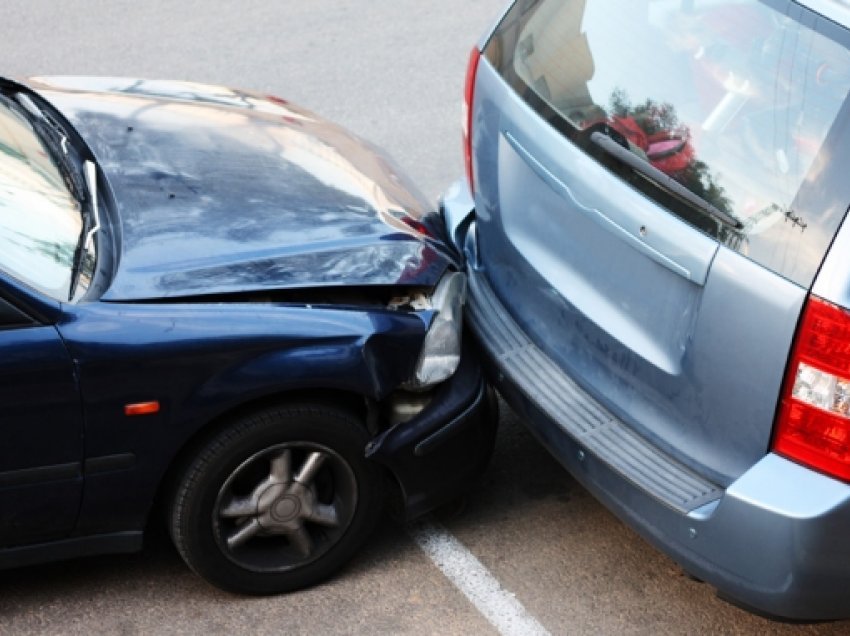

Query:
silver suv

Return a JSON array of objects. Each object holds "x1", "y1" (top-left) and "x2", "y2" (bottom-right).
[{"x1": 444, "y1": 0, "x2": 850, "y2": 620}]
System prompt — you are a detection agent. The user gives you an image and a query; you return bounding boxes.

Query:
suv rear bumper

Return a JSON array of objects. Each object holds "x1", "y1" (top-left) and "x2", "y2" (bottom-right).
[{"x1": 460, "y1": 236, "x2": 850, "y2": 620}]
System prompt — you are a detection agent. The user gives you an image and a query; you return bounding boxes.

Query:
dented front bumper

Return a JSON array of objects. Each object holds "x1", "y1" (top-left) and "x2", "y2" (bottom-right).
[{"x1": 365, "y1": 342, "x2": 497, "y2": 519}]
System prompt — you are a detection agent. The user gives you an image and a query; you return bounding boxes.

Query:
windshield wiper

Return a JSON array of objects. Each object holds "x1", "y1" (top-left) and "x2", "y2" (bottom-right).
[
  {"x1": 14, "y1": 92, "x2": 99, "y2": 300},
  {"x1": 83, "y1": 161, "x2": 101, "y2": 250},
  {"x1": 15, "y1": 92, "x2": 87, "y2": 203},
  {"x1": 589, "y1": 130, "x2": 743, "y2": 230},
  {"x1": 68, "y1": 160, "x2": 101, "y2": 301}
]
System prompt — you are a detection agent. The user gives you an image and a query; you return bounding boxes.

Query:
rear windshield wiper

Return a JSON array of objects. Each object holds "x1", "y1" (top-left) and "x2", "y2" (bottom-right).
[
  {"x1": 589, "y1": 130, "x2": 743, "y2": 230},
  {"x1": 15, "y1": 92, "x2": 87, "y2": 203}
]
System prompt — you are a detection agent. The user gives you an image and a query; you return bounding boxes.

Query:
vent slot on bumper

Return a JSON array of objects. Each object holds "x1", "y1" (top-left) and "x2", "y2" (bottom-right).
[{"x1": 467, "y1": 269, "x2": 721, "y2": 513}]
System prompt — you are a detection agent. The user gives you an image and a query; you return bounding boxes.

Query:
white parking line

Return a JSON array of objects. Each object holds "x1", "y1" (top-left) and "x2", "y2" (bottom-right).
[{"x1": 408, "y1": 520, "x2": 551, "y2": 636}]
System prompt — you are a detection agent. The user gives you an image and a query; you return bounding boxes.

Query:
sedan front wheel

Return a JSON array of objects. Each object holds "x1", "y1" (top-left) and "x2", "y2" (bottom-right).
[{"x1": 170, "y1": 402, "x2": 382, "y2": 594}]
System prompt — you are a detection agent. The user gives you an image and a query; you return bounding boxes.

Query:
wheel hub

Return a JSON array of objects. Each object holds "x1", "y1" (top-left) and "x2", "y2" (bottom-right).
[
  {"x1": 255, "y1": 481, "x2": 316, "y2": 532},
  {"x1": 271, "y1": 496, "x2": 300, "y2": 522},
  {"x1": 214, "y1": 443, "x2": 357, "y2": 571}
]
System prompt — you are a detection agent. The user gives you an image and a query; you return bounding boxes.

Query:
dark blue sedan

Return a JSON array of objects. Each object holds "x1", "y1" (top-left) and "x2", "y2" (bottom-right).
[{"x1": 0, "y1": 76, "x2": 496, "y2": 594}]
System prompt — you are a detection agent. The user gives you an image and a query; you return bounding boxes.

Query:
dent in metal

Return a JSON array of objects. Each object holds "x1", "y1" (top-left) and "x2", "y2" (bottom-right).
[{"x1": 25, "y1": 76, "x2": 452, "y2": 301}]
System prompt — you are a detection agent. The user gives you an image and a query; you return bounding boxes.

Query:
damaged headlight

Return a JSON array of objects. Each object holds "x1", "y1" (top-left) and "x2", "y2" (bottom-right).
[{"x1": 406, "y1": 271, "x2": 466, "y2": 390}]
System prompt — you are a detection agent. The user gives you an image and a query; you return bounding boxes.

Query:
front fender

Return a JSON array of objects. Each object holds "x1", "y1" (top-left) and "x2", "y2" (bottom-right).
[
  {"x1": 190, "y1": 324, "x2": 425, "y2": 416},
  {"x1": 59, "y1": 301, "x2": 427, "y2": 535}
]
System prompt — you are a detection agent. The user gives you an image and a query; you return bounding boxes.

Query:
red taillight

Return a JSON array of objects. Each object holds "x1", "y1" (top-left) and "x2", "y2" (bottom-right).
[
  {"x1": 463, "y1": 47, "x2": 481, "y2": 195},
  {"x1": 773, "y1": 296, "x2": 850, "y2": 481}
]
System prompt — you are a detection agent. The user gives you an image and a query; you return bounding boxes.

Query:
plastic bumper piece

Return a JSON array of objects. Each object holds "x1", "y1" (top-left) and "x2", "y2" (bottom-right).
[{"x1": 365, "y1": 343, "x2": 497, "y2": 519}]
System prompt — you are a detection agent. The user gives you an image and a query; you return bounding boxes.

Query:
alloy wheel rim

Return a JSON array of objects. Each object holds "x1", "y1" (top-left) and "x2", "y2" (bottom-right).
[{"x1": 213, "y1": 442, "x2": 358, "y2": 572}]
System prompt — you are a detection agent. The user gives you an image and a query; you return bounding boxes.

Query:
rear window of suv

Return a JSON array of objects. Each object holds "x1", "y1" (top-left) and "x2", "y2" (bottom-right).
[{"x1": 485, "y1": 0, "x2": 850, "y2": 287}]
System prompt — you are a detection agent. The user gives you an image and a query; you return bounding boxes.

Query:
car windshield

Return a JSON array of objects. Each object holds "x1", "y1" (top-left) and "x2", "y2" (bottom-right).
[
  {"x1": 0, "y1": 94, "x2": 83, "y2": 300},
  {"x1": 494, "y1": 0, "x2": 850, "y2": 284}
]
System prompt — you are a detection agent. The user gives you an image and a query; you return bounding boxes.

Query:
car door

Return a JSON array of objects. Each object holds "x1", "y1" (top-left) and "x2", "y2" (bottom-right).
[{"x1": 0, "y1": 292, "x2": 83, "y2": 547}]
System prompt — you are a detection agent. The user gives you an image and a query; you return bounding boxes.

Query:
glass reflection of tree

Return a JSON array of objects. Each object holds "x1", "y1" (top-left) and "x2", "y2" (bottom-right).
[
  {"x1": 607, "y1": 89, "x2": 733, "y2": 220},
  {"x1": 8, "y1": 231, "x2": 75, "y2": 267}
]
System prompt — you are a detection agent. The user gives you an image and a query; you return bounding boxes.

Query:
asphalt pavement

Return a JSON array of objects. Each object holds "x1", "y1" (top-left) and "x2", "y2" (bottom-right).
[{"x1": 2, "y1": 2, "x2": 850, "y2": 634}]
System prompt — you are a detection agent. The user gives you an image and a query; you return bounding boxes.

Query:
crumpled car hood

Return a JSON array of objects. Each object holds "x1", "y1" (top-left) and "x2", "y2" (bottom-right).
[{"x1": 25, "y1": 77, "x2": 451, "y2": 301}]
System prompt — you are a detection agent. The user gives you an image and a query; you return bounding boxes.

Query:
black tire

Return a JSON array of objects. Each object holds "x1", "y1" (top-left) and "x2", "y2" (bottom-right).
[{"x1": 169, "y1": 402, "x2": 382, "y2": 594}]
